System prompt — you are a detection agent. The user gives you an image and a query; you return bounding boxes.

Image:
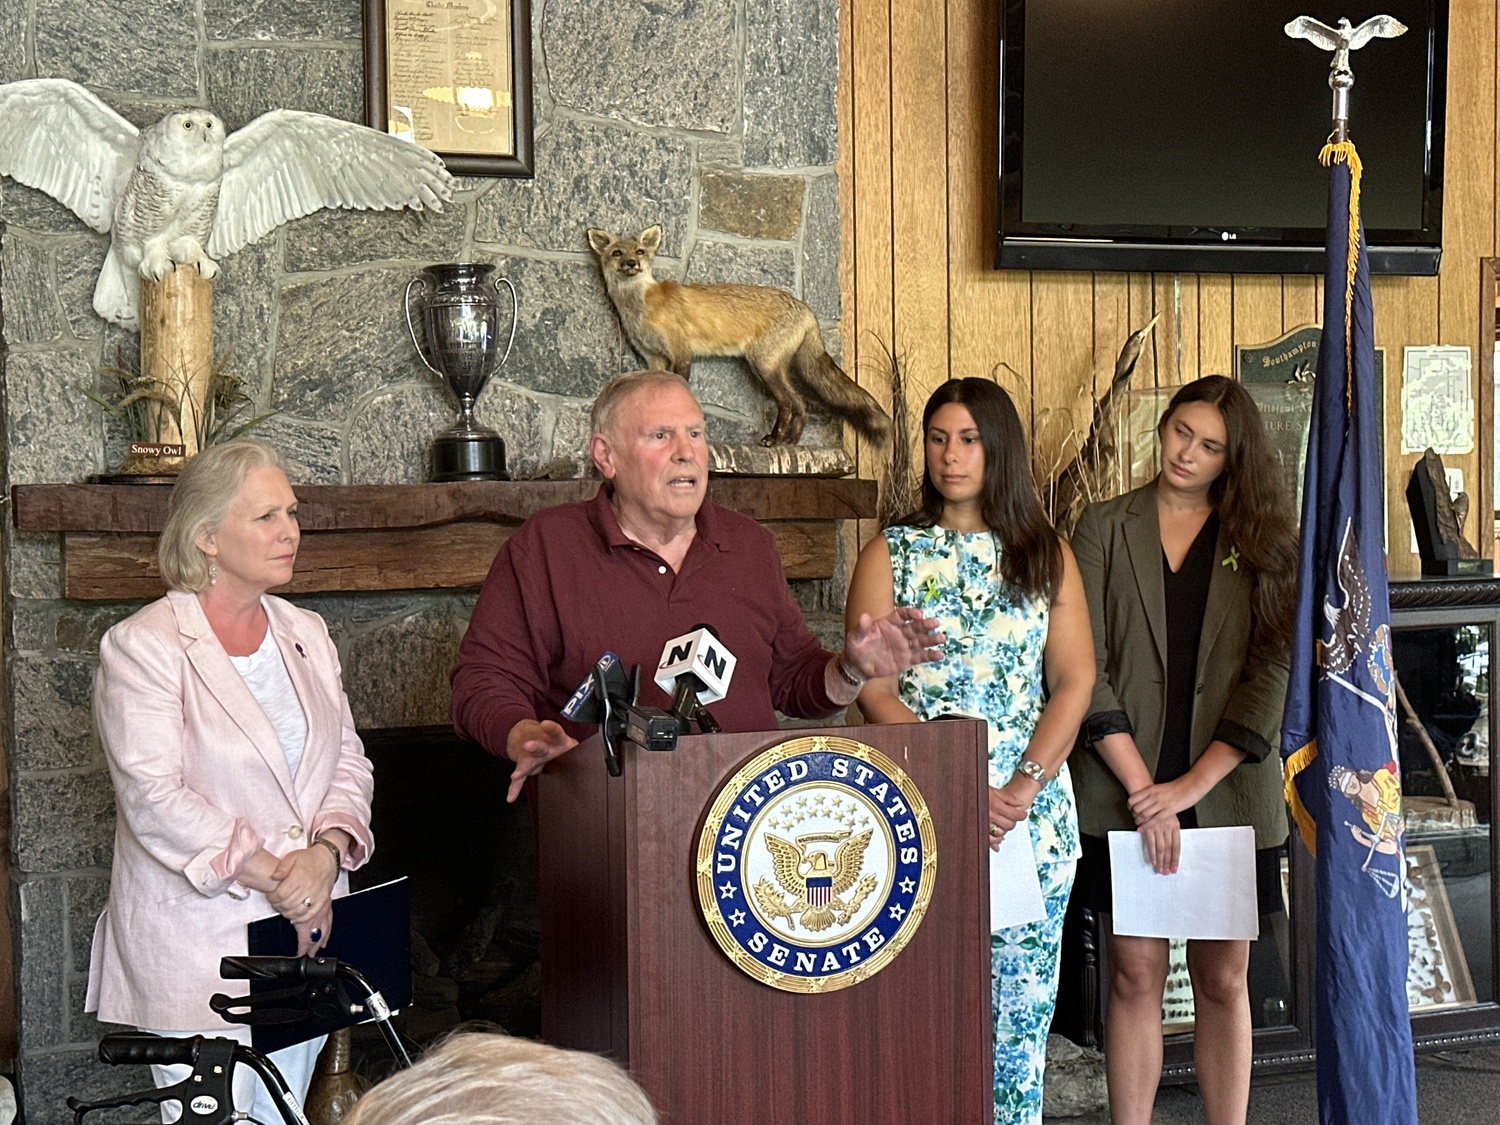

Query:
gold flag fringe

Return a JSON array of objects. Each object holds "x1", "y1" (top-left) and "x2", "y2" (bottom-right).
[
  {"x1": 1284, "y1": 737, "x2": 1319, "y2": 856},
  {"x1": 1285, "y1": 141, "x2": 1366, "y2": 856},
  {"x1": 1319, "y1": 140, "x2": 1363, "y2": 408}
]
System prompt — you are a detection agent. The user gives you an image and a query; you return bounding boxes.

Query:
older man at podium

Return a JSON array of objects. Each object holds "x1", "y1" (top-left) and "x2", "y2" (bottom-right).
[{"x1": 451, "y1": 370, "x2": 941, "y2": 801}]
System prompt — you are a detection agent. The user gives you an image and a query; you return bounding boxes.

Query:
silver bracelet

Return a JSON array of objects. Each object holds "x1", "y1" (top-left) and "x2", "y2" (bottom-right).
[{"x1": 1015, "y1": 759, "x2": 1048, "y2": 786}]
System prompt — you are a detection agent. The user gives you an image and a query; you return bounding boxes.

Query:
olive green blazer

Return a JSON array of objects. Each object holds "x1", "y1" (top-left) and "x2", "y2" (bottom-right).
[{"x1": 1070, "y1": 484, "x2": 1289, "y2": 849}]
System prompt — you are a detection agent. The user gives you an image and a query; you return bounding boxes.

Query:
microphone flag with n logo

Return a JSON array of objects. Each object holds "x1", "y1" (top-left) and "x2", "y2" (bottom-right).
[
  {"x1": 1278, "y1": 137, "x2": 1418, "y2": 1125},
  {"x1": 654, "y1": 626, "x2": 737, "y2": 703}
]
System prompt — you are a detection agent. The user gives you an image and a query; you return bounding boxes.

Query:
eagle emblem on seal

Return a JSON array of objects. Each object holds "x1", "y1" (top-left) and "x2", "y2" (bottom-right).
[{"x1": 754, "y1": 829, "x2": 878, "y2": 932}]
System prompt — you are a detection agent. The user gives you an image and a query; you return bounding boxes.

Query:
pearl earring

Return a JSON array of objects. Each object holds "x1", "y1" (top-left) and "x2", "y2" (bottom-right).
[{"x1": 209, "y1": 562, "x2": 218, "y2": 586}]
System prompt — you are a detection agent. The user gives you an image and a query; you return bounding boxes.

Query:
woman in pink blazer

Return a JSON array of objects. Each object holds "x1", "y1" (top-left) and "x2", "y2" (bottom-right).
[{"x1": 86, "y1": 439, "x2": 374, "y2": 1121}]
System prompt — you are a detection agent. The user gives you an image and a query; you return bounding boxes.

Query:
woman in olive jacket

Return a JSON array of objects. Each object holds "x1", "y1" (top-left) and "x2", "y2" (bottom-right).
[{"x1": 1070, "y1": 376, "x2": 1297, "y2": 1125}]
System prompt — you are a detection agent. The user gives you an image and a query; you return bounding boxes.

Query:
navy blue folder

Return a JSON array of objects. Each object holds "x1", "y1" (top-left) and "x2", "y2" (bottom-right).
[{"x1": 240, "y1": 877, "x2": 413, "y2": 1053}]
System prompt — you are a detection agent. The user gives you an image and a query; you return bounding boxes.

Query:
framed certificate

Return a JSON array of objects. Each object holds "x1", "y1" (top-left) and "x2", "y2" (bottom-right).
[{"x1": 362, "y1": 0, "x2": 535, "y2": 177}]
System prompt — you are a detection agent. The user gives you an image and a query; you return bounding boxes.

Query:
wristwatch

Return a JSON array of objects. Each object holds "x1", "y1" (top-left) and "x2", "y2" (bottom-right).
[{"x1": 1015, "y1": 759, "x2": 1048, "y2": 786}]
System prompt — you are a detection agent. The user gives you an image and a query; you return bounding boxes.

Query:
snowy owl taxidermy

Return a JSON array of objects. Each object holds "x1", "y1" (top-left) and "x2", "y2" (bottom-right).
[{"x1": 0, "y1": 78, "x2": 455, "y2": 329}]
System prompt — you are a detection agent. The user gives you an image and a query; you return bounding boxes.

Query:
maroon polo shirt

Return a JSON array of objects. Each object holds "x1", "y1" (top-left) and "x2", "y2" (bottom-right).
[{"x1": 450, "y1": 485, "x2": 838, "y2": 756}]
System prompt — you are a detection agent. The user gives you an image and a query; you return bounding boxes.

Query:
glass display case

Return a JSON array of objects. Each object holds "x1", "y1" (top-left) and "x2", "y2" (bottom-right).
[
  {"x1": 1387, "y1": 596, "x2": 1497, "y2": 1040},
  {"x1": 1055, "y1": 581, "x2": 1500, "y2": 1075}
]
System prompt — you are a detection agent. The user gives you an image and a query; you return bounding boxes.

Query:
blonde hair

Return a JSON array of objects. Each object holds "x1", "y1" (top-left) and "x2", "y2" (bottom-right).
[
  {"x1": 588, "y1": 370, "x2": 694, "y2": 439},
  {"x1": 344, "y1": 1031, "x2": 657, "y2": 1125},
  {"x1": 157, "y1": 439, "x2": 288, "y2": 593}
]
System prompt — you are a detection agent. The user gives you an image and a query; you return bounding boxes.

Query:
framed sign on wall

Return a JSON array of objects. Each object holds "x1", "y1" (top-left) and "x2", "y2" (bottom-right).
[{"x1": 362, "y1": 0, "x2": 535, "y2": 177}]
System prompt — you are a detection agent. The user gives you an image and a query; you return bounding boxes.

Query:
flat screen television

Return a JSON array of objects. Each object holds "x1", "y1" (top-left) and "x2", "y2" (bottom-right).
[{"x1": 996, "y1": 1, "x2": 1448, "y2": 275}]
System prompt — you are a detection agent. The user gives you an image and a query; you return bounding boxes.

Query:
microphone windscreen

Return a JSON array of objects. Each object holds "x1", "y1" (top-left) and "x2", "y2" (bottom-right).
[
  {"x1": 563, "y1": 651, "x2": 627, "y2": 723},
  {"x1": 654, "y1": 627, "x2": 737, "y2": 704}
]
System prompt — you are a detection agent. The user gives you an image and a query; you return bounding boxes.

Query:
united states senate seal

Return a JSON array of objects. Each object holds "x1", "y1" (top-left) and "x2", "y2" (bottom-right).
[{"x1": 695, "y1": 734, "x2": 936, "y2": 992}]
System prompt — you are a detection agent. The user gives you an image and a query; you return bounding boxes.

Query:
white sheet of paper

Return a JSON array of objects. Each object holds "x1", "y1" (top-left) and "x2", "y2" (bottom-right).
[
  {"x1": 1108, "y1": 826, "x2": 1259, "y2": 940},
  {"x1": 990, "y1": 827, "x2": 1046, "y2": 932}
]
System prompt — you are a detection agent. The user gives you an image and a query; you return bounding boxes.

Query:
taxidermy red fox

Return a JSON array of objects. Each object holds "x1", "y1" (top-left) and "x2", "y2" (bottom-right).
[{"x1": 587, "y1": 225, "x2": 891, "y2": 447}]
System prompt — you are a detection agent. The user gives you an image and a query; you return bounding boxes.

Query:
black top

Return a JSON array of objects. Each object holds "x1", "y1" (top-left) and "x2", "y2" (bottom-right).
[{"x1": 1156, "y1": 511, "x2": 1221, "y2": 818}]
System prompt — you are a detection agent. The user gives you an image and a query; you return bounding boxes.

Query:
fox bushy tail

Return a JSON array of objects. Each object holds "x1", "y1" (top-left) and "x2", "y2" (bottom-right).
[{"x1": 793, "y1": 337, "x2": 892, "y2": 446}]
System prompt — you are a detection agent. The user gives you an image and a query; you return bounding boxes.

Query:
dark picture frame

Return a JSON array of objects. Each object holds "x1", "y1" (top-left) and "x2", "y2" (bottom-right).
[{"x1": 362, "y1": 0, "x2": 535, "y2": 178}]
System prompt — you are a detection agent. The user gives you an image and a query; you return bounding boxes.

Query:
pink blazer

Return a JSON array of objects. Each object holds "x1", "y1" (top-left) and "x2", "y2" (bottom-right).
[{"x1": 85, "y1": 590, "x2": 375, "y2": 1029}]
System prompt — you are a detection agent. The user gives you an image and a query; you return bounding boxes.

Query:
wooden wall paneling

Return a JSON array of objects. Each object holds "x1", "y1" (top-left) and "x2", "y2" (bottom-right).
[
  {"x1": 837, "y1": 0, "x2": 858, "y2": 412},
  {"x1": 946, "y1": 0, "x2": 1021, "y2": 387},
  {"x1": 1092, "y1": 274, "x2": 1130, "y2": 400},
  {"x1": 1126, "y1": 274, "x2": 1158, "y2": 387},
  {"x1": 1433, "y1": 0, "x2": 1497, "y2": 561},
  {"x1": 1230, "y1": 275, "x2": 1283, "y2": 359},
  {"x1": 1479, "y1": 258, "x2": 1496, "y2": 557},
  {"x1": 1282, "y1": 276, "x2": 1319, "y2": 332},
  {"x1": 839, "y1": 0, "x2": 1500, "y2": 548},
  {"x1": 1495, "y1": 0, "x2": 1500, "y2": 255},
  {"x1": 1439, "y1": 0, "x2": 1497, "y2": 347},
  {"x1": 836, "y1": 0, "x2": 865, "y2": 575},
  {"x1": 1476, "y1": 1, "x2": 1488, "y2": 564},
  {"x1": 889, "y1": 0, "x2": 950, "y2": 412},
  {"x1": 1198, "y1": 274, "x2": 1235, "y2": 378},
  {"x1": 1374, "y1": 275, "x2": 1441, "y2": 578},
  {"x1": 1030, "y1": 273, "x2": 1096, "y2": 482},
  {"x1": 847, "y1": 0, "x2": 895, "y2": 542},
  {"x1": 1152, "y1": 274, "x2": 1189, "y2": 387},
  {"x1": 1176, "y1": 278, "x2": 1206, "y2": 388}
]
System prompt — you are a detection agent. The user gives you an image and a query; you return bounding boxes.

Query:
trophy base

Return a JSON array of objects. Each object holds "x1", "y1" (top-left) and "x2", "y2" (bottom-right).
[{"x1": 432, "y1": 433, "x2": 509, "y2": 482}]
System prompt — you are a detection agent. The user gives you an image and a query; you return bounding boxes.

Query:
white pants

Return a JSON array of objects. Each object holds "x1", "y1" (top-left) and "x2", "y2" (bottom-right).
[{"x1": 139, "y1": 1025, "x2": 325, "y2": 1125}]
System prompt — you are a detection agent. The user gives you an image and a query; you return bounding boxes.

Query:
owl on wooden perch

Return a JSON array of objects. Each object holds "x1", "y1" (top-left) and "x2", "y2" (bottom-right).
[{"x1": 0, "y1": 78, "x2": 455, "y2": 330}]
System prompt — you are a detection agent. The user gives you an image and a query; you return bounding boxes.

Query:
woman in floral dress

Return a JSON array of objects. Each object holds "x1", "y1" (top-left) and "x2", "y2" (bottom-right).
[{"x1": 846, "y1": 378, "x2": 1095, "y2": 1125}]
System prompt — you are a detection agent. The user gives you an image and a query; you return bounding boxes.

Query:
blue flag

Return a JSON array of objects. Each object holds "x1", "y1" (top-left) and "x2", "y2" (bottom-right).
[{"x1": 1280, "y1": 141, "x2": 1418, "y2": 1125}]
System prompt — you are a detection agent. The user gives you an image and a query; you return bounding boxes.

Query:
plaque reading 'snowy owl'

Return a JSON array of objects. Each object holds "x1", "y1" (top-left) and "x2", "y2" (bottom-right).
[{"x1": 0, "y1": 78, "x2": 455, "y2": 330}]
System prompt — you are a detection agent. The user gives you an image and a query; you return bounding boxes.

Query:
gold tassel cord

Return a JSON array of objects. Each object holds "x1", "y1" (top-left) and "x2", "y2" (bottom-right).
[
  {"x1": 1318, "y1": 140, "x2": 1363, "y2": 408},
  {"x1": 1284, "y1": 738, "x2": 1320, "y2": 856}
]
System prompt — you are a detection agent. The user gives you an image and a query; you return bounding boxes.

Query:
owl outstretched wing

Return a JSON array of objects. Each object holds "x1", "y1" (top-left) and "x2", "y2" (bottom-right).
[
  {"x1": 0, "y1": 78, "x2": 138, "y2": 233},
  {"x1": 830, "y1": 830, "x2": 873, "y2": 896},
  {"x1": 209, "y1": 110, "x2": 455, "y2": 258},
  {"x1": 763, "y1": 834, "x2": 807, "y2": 898}
]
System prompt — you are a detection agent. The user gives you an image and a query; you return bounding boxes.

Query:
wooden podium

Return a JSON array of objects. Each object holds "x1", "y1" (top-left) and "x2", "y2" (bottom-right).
[{"x1": 535, "y1": 720, "x2": 992, "y2": 1125}]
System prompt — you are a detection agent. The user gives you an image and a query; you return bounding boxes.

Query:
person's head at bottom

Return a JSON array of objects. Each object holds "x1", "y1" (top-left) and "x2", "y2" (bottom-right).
[{"x1": 343, "y1": 1030, "x2": 657, "y2": 1125}]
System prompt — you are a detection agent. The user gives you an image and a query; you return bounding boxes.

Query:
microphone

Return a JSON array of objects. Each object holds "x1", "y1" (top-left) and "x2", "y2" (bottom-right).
[
  {"x1": 562, "y1": 651, "x2": 630, "y2": 725},
  {"x1": 655, "y1": 625, "x2": 737, "y2": 734},
  {"x1": 564, "y1": 652, "x2": 678, "y2": 775}
]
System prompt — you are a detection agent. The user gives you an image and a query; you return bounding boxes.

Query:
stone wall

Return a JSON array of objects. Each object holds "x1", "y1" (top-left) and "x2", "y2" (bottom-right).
[{"x1": 0, "y1": 1, "x2": 844, "y2": 1118}]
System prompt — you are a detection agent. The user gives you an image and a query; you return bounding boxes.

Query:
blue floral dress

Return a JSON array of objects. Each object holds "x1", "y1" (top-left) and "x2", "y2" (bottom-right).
[{"x1": 886, "y1": 525, "x2": 1080, "y2": 1125}]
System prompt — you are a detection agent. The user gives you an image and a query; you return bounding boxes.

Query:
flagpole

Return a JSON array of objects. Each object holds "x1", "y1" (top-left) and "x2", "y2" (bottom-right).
[{"x1": 1282, "y1": 14, "x2": 1419, "y2": 1125}]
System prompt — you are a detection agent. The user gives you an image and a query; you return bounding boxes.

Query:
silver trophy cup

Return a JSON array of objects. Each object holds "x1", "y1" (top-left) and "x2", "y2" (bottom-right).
[{"x1": 404, "y1": 262, "x2": 519, "y2": 481}]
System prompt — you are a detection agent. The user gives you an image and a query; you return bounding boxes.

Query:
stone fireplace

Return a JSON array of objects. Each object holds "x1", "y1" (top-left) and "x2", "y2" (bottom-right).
[
  {"x1": 0, "y1": 2, "x2": 849, "y2": 1119},
  {"x1": 355, "y1": 725, "x2": 540, "y2": 1068}
]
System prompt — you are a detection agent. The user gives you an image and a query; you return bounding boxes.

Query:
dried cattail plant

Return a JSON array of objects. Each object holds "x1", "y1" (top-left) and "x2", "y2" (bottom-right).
[
  {"x1": 1048, "y1": 314, "x2": 1160, "y2": 534},
  {"x1": 864, "y1": 334, "x2": 921, "y2": 528},
  {"x1": 869, "y1": 317, "x2": 1157, "y2": 536},
  {"x1": 992, "y1": 317, "x2": 1158, "y2": 535}
]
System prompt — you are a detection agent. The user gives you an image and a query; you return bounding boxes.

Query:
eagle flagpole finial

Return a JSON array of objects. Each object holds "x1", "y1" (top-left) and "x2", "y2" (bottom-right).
[{"x1": 1284, "y1": 15, "x2": 1407, "y2": 140}]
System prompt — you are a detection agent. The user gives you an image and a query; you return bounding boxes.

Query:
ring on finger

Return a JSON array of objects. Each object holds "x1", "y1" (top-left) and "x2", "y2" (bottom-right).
[{"x1": 302, "y1": 896, "x2": 313, "y2": 908}]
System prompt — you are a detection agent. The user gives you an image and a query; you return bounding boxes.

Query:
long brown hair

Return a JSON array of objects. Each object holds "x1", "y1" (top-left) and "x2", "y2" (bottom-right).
[
  {"x1": 899, "y1": 378, "x2": 1061, "y2": 602},
  {"x1": 1159, "y1": 376, "x2": 1299, "y2": 655}
]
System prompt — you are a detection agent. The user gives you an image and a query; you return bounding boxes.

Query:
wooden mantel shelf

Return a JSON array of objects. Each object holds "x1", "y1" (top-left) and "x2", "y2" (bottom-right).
[{"x1": 11, "y1": 478, "x2": 877, "y2": 600}]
